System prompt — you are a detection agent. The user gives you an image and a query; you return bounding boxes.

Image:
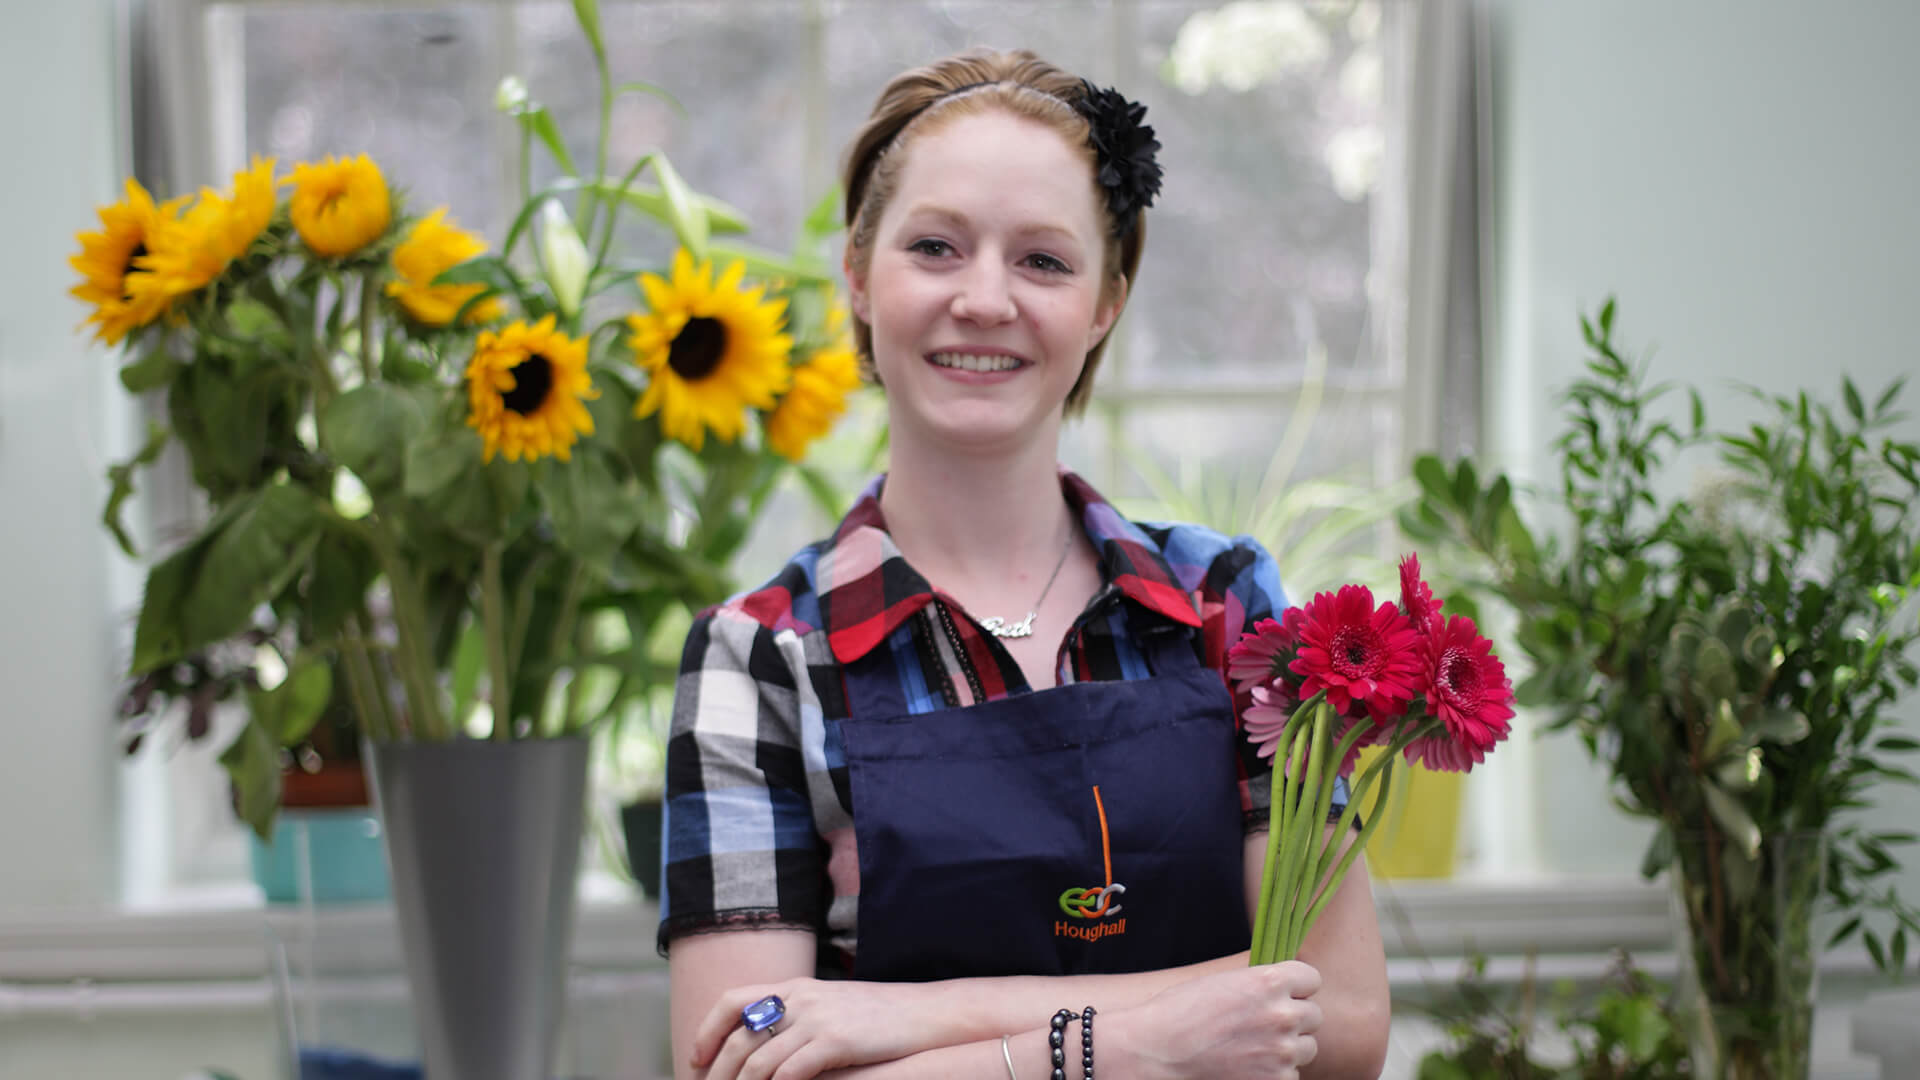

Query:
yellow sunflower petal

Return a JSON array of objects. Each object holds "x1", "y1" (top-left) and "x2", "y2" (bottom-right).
[
  {"x1": 626, "y1": 250, "x2": 792, "y2": 451},
  {"x1": 290, "y1": 154, "x2": 392, "y2": 258},
  {"x1": 464, "y1": 317, "x2": 598, "y2": 463}
]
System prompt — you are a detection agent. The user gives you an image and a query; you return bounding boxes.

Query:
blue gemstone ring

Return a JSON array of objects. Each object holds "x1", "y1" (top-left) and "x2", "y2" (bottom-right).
[{"x1": 741, "y1": 994, "x2": 786, "y2": 1034}]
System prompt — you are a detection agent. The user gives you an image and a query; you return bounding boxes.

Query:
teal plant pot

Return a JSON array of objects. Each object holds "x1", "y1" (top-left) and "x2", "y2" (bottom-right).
[{"x1": 250, "y1": 807, "x2": 392, "y2": 904}]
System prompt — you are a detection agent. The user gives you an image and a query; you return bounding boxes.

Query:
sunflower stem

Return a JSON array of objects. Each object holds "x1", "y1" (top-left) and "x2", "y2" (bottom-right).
[
  {"x1": 548, "y1": 559, "x2": 589, "y2": 734},
  {"x1": 362, "y1": 513, "x2": 447, "y2": 740},
  {"x1": 482, "y1": 543, "x2": 515, "y2": 742},
  {"x1": 356, "y1": 272, "x2": 380, "y2": 384},
  {"x1": 338, "y1": 616, "x2": 393, "y2": 743}
]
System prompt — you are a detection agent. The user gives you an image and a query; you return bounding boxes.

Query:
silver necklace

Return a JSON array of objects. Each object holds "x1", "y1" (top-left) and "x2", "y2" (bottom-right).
[{"x1": 979, "y1": 530, "x2": 1076, "y2": 640}]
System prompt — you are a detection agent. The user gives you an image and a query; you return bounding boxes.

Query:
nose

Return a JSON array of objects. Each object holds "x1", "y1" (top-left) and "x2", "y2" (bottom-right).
[{"x1": 950, "y1": 260, "x2": 1017, "y2": 326}]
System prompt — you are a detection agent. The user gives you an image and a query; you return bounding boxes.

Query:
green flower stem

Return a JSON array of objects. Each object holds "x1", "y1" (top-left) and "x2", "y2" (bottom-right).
[
  {"x1": 337, "y1": 617, "x2": 392, "y2": 742},
  {"x1": 1286, "y1": 717, "x2": 1377, "y2": 956},
  {"x1": 1279, "y1": 703, "x2": 1333, "y2": 958},
  {"x1": 1249, "y1": 713, "x2": 1308, "y2": 962},
  {"x1": 549, "y1": 559, "x2": 589, "y2": 734},
  {"x1": 362, "y1": 514, "x2": 448, "y2": 740},
  {"x1": 578, "y1": 37, "x2": 615, "y2": 244},
  {"x1": 356, "y1": 273, "x2": 380, "y2": 383},
  {"x1": 481, "y1": 543, "x2": 515, "y2": 742},
  {"x1": 1262, "y1": 701, "x2": 1328, "y2": 965},
  {"x1": 506, "y1": 548, "x2": 552, "y2": 676},
  {"x1": 1261, "y1": 709, "x2": 1316, "y2": 963}
]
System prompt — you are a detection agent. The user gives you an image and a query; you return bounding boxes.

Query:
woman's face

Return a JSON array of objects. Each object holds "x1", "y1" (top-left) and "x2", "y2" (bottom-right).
[{"x1": 847, "y1": 108, "x2": 1123, "y2": 456}]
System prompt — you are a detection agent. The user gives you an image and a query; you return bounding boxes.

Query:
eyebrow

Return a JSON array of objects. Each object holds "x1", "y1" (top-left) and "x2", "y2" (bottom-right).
[{"x1": 898, "y1": 204, "x2": 1082, "y2": 246}]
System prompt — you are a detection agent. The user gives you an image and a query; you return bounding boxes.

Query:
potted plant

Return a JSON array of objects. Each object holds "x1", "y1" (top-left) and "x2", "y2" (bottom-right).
[
  {"x1": 1402, "y1": 301, "x2": 1920, "y2": 1078},
  {"x1": 70, "y1": 1, "x2": 863, "y2": 1073}
]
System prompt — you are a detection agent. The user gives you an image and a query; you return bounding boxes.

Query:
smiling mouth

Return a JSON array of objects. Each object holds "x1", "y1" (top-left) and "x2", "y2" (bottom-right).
[{"x1": 928, "y1": 351, "x2": 1024, "y2": 373}]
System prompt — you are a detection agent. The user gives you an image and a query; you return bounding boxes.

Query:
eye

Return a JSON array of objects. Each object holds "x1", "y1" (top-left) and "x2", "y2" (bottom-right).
[
  {"x1": 907, "y1": 238, "x2": 953, "y2": 257},
  {"x1": 1024, "y1": 252, "x2": 1071, "y2": 274}
]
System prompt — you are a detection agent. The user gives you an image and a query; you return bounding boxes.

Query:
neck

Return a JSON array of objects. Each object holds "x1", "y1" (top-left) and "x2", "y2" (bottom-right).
[{"x1": 879, "y1": 430, "x2": 1078, "y2": 589}]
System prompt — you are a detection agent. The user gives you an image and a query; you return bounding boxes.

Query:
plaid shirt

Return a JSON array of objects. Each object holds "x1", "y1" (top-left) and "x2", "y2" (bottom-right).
[{"x1": 658, "y1": 469, "x2": 1322, "y2": 963}]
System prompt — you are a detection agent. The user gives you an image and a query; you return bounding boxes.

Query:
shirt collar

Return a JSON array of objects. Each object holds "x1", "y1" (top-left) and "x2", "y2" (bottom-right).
[{"x1": 821, "y1": 468, "x2": 1201, "y2": 664}]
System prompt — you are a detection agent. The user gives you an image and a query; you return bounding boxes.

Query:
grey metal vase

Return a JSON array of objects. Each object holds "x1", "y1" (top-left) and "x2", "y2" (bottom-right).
[{"x1": 366, "y1": 735, "x2": 591, "y2": 1080}]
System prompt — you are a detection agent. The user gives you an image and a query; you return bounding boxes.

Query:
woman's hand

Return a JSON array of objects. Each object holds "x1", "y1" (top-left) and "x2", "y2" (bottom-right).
[
  {"x1": 1103, "y1": 961, "x2": 1323, "y2": 1080},
  {"x1": 694, "y1": 977, "x2": 953, "y2": 1080}
]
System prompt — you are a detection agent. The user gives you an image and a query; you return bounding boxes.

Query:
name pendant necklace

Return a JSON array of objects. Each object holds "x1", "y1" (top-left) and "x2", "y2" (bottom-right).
[{"x1": 979, "y1": 530, "x2": 1076, "y2": 640}]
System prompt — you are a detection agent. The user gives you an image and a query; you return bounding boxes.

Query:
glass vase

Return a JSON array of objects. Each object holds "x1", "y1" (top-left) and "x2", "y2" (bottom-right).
[{"x1": 1669, "y1": 828, "x2": 1826, "y2": 1080}]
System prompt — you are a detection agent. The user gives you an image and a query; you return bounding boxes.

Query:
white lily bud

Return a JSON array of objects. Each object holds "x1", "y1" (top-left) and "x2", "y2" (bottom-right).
[
  {"x1": 537, "y1": 198, "x2": 591, "y2": 318},
  {"x1": 495, "y1": 75, "x2": 529, "y2": 113}
]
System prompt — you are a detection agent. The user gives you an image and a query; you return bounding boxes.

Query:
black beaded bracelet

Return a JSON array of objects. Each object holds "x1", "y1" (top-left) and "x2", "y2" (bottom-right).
[{"x1": 1048, "y1": 1007, "x2": 1097, "y2": 1080}]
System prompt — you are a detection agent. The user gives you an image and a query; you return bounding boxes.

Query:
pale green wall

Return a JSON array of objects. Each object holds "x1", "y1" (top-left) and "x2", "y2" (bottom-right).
[
  {"x1": 1488, "y1": 0, "x2": 1920, "y2": 908},
  {"x1": 0, "y1": 0, "x2": 123, "y2": 911}
]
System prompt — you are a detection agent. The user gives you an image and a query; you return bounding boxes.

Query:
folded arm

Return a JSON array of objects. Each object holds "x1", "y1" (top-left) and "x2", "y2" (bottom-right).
[{"x1": 670, "y1": 829, "x2": 1388, "y2": 1080}]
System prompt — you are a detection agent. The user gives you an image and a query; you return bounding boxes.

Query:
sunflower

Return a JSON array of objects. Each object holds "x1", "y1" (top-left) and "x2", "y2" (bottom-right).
[
  {"x1": 289, "y1": 154, "x2": 392, "y2": 258},
  {"x1": 766, "y1": 327, "x2": 861, "y2": 461},
  {"x1": 68, "y1": 178, "x2": 189, "y2": 345},
  {"x1": 626, "y1": 250, "x2": 792, "y2": 451},
  {"x1": 464, "y1": 315, "x2": 598, "y2": 463},
  {"x1": 387, "y1": 208, "x2": 503, "y2": 327},
  {"x1": 128, "y1": 156, "x2": 278, "y2": 308}
]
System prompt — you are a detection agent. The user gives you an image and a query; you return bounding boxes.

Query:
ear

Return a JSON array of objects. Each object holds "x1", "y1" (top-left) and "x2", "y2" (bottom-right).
[
  {"x1": 1088, "y1": 274, "x2": 1129, "y2": 349},
  {"x1": 843, "y1": 246, "x2": 872, "y2": 324}
]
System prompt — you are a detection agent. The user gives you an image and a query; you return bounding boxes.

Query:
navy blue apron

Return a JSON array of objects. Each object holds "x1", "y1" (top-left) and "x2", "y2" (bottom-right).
[{"x1": 839, "y1": 623, "x2": 1251, "y2": 982}]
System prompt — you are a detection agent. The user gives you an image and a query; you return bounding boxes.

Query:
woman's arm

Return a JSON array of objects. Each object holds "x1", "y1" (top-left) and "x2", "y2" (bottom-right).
[{"x1": 679, "y1": 826, "x2": 1388, "y2": 1080}]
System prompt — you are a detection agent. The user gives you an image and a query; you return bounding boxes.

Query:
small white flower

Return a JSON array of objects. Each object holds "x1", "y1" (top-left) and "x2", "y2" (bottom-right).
[
  {"x1": 537, "y1": 199, "x2": 591, "y2": 318},
  {"x1": 495, "y1": 75, "x2": 529, "y2": 114}
]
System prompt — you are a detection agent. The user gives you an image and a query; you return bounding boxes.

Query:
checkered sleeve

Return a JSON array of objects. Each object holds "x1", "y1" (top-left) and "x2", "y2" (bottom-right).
[
  {"x1": 1202, "y1": 535, "x2": 1354, "y2": 835},
  {"x1": 656, "y1": 606, "x2": 828, "y2": 953}
]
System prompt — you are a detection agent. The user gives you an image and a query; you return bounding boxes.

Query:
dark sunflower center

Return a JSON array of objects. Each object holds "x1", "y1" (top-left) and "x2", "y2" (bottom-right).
[
  {"x1": 121, "y1": 241, "x2": 148, "y2": 299},
  {"x1": 502, "y1": 354, "x2": 554, "y2": 415},
  {"x1": 668, "y1": 317, "x2": 728, "y2": 381}
]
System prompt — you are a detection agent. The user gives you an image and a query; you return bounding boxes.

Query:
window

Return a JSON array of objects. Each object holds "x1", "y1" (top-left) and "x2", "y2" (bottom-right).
[{"x1": 128, "y1": 0, "x2": 1481, "y2": 900}]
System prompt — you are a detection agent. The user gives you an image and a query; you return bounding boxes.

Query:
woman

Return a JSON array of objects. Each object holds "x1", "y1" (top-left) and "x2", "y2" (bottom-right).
[{"x1": 660, "y1": 47, "x2": 1391, "y2": 1080}]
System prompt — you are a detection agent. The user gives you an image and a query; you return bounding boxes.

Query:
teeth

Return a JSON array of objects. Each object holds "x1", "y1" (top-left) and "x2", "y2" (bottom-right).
[{"x1": 929, "y1": 352, "x2": 1022, "y2": 372}]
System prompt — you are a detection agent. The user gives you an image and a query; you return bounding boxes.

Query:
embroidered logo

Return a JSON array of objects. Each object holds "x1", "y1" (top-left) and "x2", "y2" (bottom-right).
[{"x1": 1056, "y1": 786, "x2": 1127, "y2": 940}]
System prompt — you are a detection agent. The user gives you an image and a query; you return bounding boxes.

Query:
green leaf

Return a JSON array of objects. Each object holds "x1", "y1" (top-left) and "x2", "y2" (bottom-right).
[
  {"x1": 102, "y1": 422, "x2": 171, "y2": 558},
  {"x1": 219, "y1": 718, "x2": 283, "y2": 842},
  {"x1": 522, "y1": 106, "x2": 578, "y2": 177},
  {"x1": 1877, "y1": 735, "x2": 1920, "y2": 753},
  {"x1": 405, "y1": 429, "x2": 483, "y2": 501},
  {"x1": 1703, "y1": 698, "x2": 1743, "y2": 761},
  {"x1": 1827, "y1": 915, "x2": 1862, "y2": 948},
  {"x1": 1412, "y1": 454, "x2": 1451, "y2": 503},
  {"x1": 570, "y1": 0, "x2": 605, "y2": 63},
  {"x1": 1598, "y1": 993, "x2": 1670, "y2": 1060},
  {"x1": 118, "y1": 348, "x2": 182, "y2": 393},
  {"x1": 1452, "y1": 458, "x2": 1479, "y2": 511},
  {"x1": 1843, "y1": 377, "x2": 1865, "y2": 424},
  {"x1": 608, "y1": 182, "x2": 751, "y2": 236},
  {"x1": 190, "y1": 485, "x2": 326, "y2": 641},
  {"x1": 129, "y1": 540, "x2": 199, "y2": 674},
  {"x1": 1702, "y1": 782, "x2": 1762, "y2": 860},
  {"x1": 306, "y1": 524, "x2": 380, "y2": 641},
  {"x1": 1640, "y1": 826, "x2": 1674, "y2": 878},
  {"x1": 434, "y1": 254, "x2": 522, "y2": 292},
  {"x1": 649, "y1": 152, "x2": 709, "y2": 260},
  {"x1": 543, "y1": 450, "x2": 642, "y2": 559},
  {"x1": 1751, "y1": 709, "x2": 1809, "y2": 745},
  {"x1": 1865, "y1": 929, "x2": 1888, "y2": 971},
  {"x1": 246, "y1": 653, "x2": 333, "y2": 746},
  {"x1": 615, "y1": 79, "x2": 683, "y2": 113},
  {"x1": 703, "y1": 241, "x2": 835, "y2": 285},
  {"x1": 1598, "y1": 297, "x2": 1616, "y2": 336},
  {"x1": 320, "y1": 383, "x2": 428, "y2": 495}
]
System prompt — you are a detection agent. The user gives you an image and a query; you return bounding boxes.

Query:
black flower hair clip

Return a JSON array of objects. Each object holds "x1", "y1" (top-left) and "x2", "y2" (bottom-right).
[{"x1": 1075, "y1": 80, "x2": 1163, "y2": 235}]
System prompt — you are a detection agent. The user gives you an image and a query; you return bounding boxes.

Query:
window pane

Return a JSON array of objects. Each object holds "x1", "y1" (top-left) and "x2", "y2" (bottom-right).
[
  {"x1": 226, "y1": 4, "x2": 509, "y2": 237},
  {"x1": 1123, "y1": 1, "x2": 1385, "y2": 387}
]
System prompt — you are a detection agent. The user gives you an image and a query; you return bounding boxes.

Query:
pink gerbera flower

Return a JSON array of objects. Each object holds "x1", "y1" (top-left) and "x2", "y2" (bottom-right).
[
  {"x1": 1227, "y1": 610, "x2": 1305, "y2": 696},
  {"x1": 1403, "y1": 614, "x2": 1515, "y2": 772},
  {"x1": 1399, "y1": 553, "x2": 1444, "y2": 633},
  {"x1": 1287, "y1": 585, "x2": 1424, "y2": 720},
  {"x1": 1243, "y1": 680, "x2": 1373, "y2": 778}
]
